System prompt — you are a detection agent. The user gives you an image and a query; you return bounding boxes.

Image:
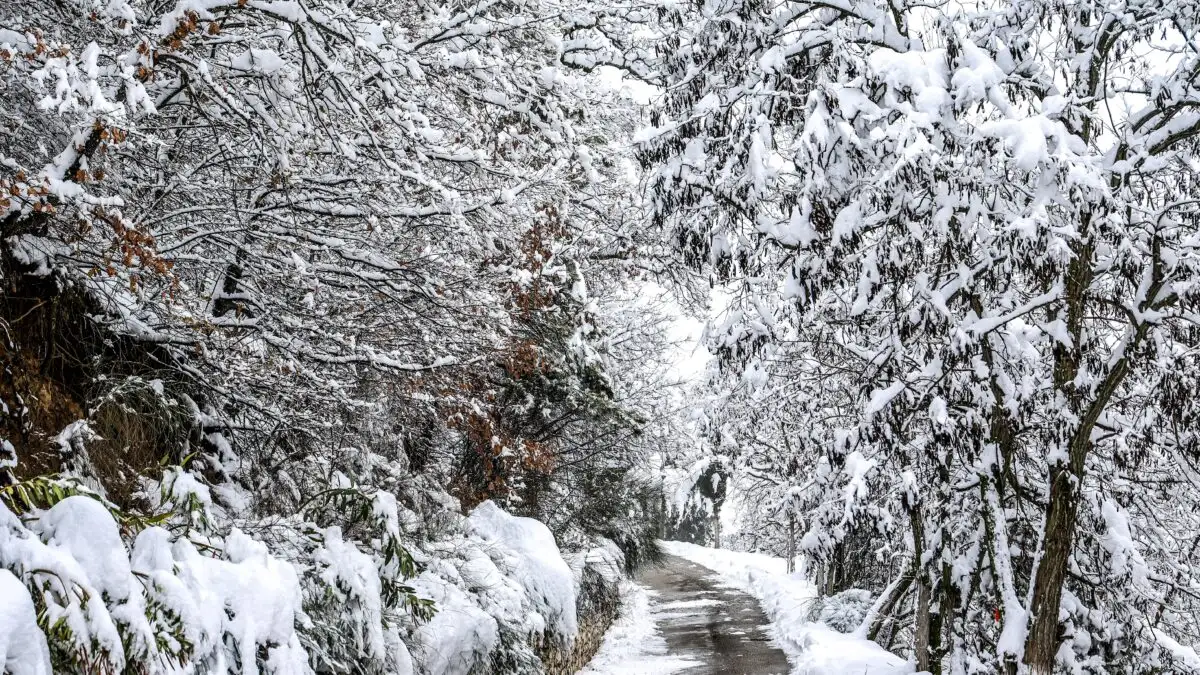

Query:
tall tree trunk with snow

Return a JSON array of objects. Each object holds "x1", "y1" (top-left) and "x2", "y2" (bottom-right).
[{"x1": 786, "y1": 511, "x2": 795, "y2": 574}]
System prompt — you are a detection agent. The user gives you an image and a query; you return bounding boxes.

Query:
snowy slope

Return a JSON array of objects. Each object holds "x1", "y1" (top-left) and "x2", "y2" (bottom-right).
[{"x1": 660, "y1": 541, "x2": 911, "y2": 675}]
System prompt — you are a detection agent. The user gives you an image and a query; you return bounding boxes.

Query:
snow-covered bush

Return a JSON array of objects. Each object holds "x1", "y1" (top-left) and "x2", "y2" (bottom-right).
[
  {"x1": 0, "y1": 464, "x2": 629, "y2": 675},
  {"x1": 468, "y1": 502, "x2": 577, "y2": 643},
  {"x1": 0, "y1": 568, "x2": 51, "y2": 675},
  {"x1": 407, "y1": 500, "x2": 583, "y2": 675},
  {"x1": 811, "y1": 589, "x2": 875, "y2": 634},
  {"x1": 0, "y1": 491, "x2": 310, "y2": 674}
]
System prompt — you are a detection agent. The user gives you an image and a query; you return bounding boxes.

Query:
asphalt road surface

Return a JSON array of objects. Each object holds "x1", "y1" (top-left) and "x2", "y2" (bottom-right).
[{"x1": 636, "y1": 554, "x2": 793, "y2": 675}]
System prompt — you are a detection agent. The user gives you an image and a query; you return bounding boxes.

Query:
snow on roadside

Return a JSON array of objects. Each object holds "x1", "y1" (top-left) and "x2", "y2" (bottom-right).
[
  {"x1": 411, "y1": 500, "x2": 585, "y2": 675},
  {"x1": 661, "y1": 541, "x2": 911, "y2": 675},
  {"x1": 578, "y1": 580, "x2": 699, "y2": 675},
  {"x1": 0, "y1": 569, "x2": 51, "y2": 675},
  {"x1": 468, "y1": 501, "x2": 578, "y2": 639}
]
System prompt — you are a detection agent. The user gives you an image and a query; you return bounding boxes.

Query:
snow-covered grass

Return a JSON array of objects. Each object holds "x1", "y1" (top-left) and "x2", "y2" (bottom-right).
[
  {"x1": 660, "y1": 541, "x2": 911, "y2": 675},
  {"x1": 578, "y1": 581, "x2": 699, "y2": 675}
]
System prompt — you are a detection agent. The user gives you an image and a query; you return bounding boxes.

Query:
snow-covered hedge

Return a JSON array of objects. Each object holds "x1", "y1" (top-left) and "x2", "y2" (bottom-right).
[
  {"x1": 0, "y1": 477, "x2": 620, "y2": 675},
  {"x1": 0, "y1": 493, "x2": 310, "y2": 675},
  {"x1": 405, "y1": 501, "x2": 627, "y2": 674},
  {"x1": 411, "y1": 501, "x2": 581, "y2": 674}
]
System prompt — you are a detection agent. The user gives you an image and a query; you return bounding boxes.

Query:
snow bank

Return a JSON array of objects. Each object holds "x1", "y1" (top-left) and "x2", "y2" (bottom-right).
[
  {"x1": 578, "y1": 581, "x2": 699, "y2": 675},
  {"x1": 660, "y1": 541, "x2": 910, "y2": 675},
  {"x1": 0, "y1": 569, "x2": 51, "y2": 675},
  {"x1": 468, "y1": 500, "x2": 578, "y2": 639}
]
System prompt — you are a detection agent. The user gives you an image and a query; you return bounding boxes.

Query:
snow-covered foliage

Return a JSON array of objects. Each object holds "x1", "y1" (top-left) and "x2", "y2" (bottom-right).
[
  {"x1": 0, "y1": 472, "x2": 608, "y2": 675},
  {"x1": 0, "y1": 568, "x2": 51, "y2": 675},
  {"x1": 644, "y1": 0, "x2": 1200, "y2": 671},
  {"x1": 0, "y1": 492, "x2": 310, "y2": 674},
  {"x1": 0, "y1": 0, "x2": 668, "y2": 498},
  {"x1": 13, "y1": 0, "x2": 1200, "y2": 670},
  {"x1": 0, "y1": 0, "x2": 682, "y2": 670},
  {"x1": 400, "y1": 500, "x2": 600, "y2": 675},
  {"x1": 468, "y1": 501, "x2": 578, "y2": 641}
]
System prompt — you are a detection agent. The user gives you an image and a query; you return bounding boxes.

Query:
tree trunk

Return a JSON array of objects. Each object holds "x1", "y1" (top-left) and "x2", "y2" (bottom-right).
[
  {"x1": 914, "y1": 576, "x2": 933, "y2": 672},
  {"x1": 1025, "y1": 465, "x2": 1080, "y2": 673},
  {"x1": 825, "y1": 540, "x2": 845, "y2": 595},
  {"x1": 786, "y1": 511, "x2": 796, "y2": 574},
  {"x1": 861, "y1": 564, "x2": 914, "y2": 641},
  {"x1": 1023, "y1": 222, "x2": 1093, "y2": 673},
  {"x1": 658, "y1": 491, "x2": 667, "y2": 539},
  {"x1": 909, "y1": 506, "x2": 941, "y2": 674}
]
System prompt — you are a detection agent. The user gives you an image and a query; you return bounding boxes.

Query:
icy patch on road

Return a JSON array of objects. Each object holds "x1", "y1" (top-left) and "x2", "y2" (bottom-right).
[
  {"x1": 579, "y1": 580, "x2": 700, "y2": 675},
  {"x1": 661, "y1": 541, "x2": 911, "y2": 675},
  {"x1": 658, "y1": 598, "x2": 722, "y2": 610}
]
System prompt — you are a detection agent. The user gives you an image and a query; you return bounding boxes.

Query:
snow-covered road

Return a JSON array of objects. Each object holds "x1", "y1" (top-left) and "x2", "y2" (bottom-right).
[
  {"x1": 580, "y1": 554, "x2": 790, "y2": 674},
  {"x1": 581, "y1": 542, "x2": 912, "y2": 675}
]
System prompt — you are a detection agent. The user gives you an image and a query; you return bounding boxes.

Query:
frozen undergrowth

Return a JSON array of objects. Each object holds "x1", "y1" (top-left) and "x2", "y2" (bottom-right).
[
  {"x1": 0, "y1": 473, "x2": 614, "y2": 675},
  {"x1": 660, "y1": 541, "x2": 911, "y2": 675},
  {"x1": 0, "y1": 568, "x2": 51, "y2": 675},
  {"x1": 0, "y1": 493, "x2": 311, "y2": 675}
]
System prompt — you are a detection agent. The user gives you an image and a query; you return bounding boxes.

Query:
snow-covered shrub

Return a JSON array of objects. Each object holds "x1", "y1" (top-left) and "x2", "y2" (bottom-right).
[
  {"x1": 0, "y1": 489, "x2": 311, "y2": 674},
  {"x1": 0, "y1": 462, "x2": 448, "y2": 675},
  {"x1": 809, "y1": 589, "x2": 875, "y2": 633},
  {"x1": 294, "y1": 481, "x2": 431, "y2": 675},
  {"x1": 85, "y1": 377, "x2": 196, "y2": 507},
  {"x1": 406, "y1": 500, "x2": 585, "y2": 674},
  {"x1": 0, "y1": 568, "x2": 51, "y2": 675},
  {"x1": 468, "y1": 501, "x2": 577, "y2": 642}
]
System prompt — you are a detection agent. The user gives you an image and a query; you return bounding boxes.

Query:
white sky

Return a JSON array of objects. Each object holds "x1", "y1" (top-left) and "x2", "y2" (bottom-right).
[{"x1": 667, "y1": 311, "x2": 710, "y2": 379}]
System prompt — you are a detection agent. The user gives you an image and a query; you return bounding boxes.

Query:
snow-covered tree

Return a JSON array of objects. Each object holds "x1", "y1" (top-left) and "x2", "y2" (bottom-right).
[
  {"x1": 0, "y1": 0, "x2": 678, "y2": 671},
  {"x1": 643, "y1": 0, "x2": 1200, "y2": 671}
]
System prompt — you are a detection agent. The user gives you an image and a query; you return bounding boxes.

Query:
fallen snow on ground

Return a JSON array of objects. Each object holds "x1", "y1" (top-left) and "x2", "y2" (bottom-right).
[
  {"x1": 578, "y1": 580, "x2": 700, "y2": 675},
  {"x1": 661, "y1": 541, "x2": 911, "y2": 675}
]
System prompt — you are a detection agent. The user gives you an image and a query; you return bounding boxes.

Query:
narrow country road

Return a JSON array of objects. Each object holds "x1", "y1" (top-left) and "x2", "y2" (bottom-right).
[{"x1": 635, "y1": 553, "x2": 793, "y2": 675}]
